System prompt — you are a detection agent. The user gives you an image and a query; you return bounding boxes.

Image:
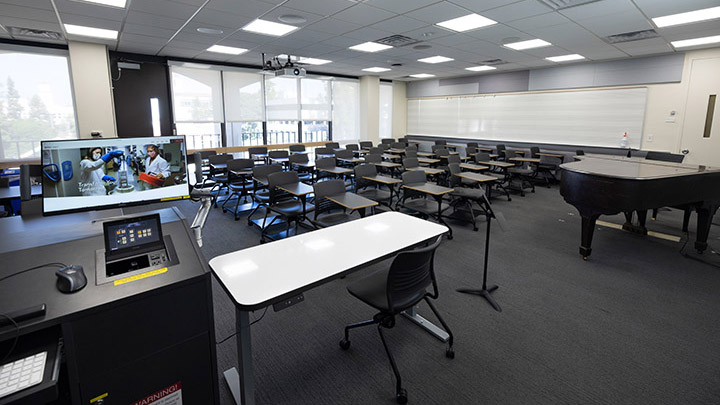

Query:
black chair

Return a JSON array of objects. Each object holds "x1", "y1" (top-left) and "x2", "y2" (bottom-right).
[
  {"x1": 505, "y1": 150, "x2": 535, "y2": 196},
  {"x1": 289, "y1": 153, "x2": 313, "y2": 183},
  {"x1": 381, "y1": 138, "x2": 395, "y2": 145},
  {"x1": 368, "y1": 147, "x2": 382, "y2": 155},
  {"x1": 246, "y1": 165, "x2": 283, "y2": 228},
  {"x1": 447, "y1": 163, "x2": 489, "y2": 231},
  {"x1": 379, "y1": 143, "x2": 391, "y2": 151},
  {"x1": 312, "y1": 179, "x2": 352, "y2": 228},
  {"x1": 262, "y1": 171, "x2": 309, "y2": 242},
  {"x1": 315, "y1": 147, "x2": 335, "y2": 159},
  {"x1": 364, "y1": 154, "x2": 382, "y2": 164},
  {"x1": 402, "y1": 157, "x2": 420, "y2": 171},
  {"x1": 390, "y1": 142, "x2": 405, "y2": 149},
  {"x1": 466, "y1": 142, "x2": 479, "y2": 148},
  {"x1": 359, "y1": 141, "x2": 373, "y2": 149},
  {"x1": 289, "y1": 144, "x2": 306, "y2": 154},
  {"x1": 529, "y1": 146, "x2": 540, "y2": 158},
  {"x1": 221, "y1": 158, "x2": 254, "y2": 219},
  {"x1": 404, "y1": 150, "x2": 418, "y2": 159},
  {"x1": 335, "y1": 149, "x2": 355, "y2": 167},
  {"x1": 207, "y1": 154, "x2": 233, "y2": 202},
  {"x1": 268, "y1": 150, "x2": 289, "y2": 168},
  {"x1": 248, "y1": 146, "x2": 268, "y2": 165},
  {"x1": 193, "y1": 150, "x2": 218, "y2": 188},
  {"x1": 325, "y1": 142, "x2": 340, "y2": 149},
  {"x1": 315, "y1": 157, "x2": 337, "y2": 181},
  {"x1": 354, "y1": 164, "x2": 392, "y2": 208},
  {"x1": 495, "y1": 144, "x2": 507, "y2": 160},
  {"x1": 576, "y1": 149, "x2": 585, "y2": 156},
  {"x1": 465, "y1": 146, "x2": 478, "y2": 157},
  {"x1": 434, "y1": 140, "x2": 447, "y2": 146},
  {"x1": 345, "y1": 144, "x2": 359, "y2": 151},
  {"x1": 339, "y1": 236, "x2": 454, "y2": 404},
  {"x1": 405, "y1": 145, "x2": 418, "y2": 153}
]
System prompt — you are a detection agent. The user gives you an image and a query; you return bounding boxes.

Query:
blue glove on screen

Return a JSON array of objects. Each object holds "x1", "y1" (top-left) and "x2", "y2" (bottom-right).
[
  {"x1": 101, "y1": 150, "x2": 124, "y2": 162},
  {"x1": 102, "y1": 175, "x2": 116, "y2": 182}
]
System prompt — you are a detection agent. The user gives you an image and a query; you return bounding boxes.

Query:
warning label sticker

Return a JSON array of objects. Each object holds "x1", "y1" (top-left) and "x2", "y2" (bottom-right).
[{"x1": 130, "y1": 382, "x2": 182, "y2": 405}]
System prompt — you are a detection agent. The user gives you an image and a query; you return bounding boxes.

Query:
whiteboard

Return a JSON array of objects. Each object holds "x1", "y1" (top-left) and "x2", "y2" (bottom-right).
[{"x1": 407, "y1": 87, "x2": 647, "y2": 148}]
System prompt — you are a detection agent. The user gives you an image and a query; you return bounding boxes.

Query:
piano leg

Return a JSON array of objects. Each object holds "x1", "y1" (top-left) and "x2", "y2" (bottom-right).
[
  {"x1": 694, "y1": 204, "x2": 719, "y2": 253},
  {"x1": 636, "y1": 210, "x2": 648, "y2": 234},
  {"x1": 621, "y1": 210, "x2": 648, "y2": 235},
  {"x1": 580, "y1": 215, "x2": 599, "y2": 260},
  {"x1": 682, "y1": 208, "x2": 692, "y2": 234}
]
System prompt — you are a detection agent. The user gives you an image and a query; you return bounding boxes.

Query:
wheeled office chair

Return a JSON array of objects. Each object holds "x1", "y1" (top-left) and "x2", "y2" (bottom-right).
[
  {"x1": 312, "y1": 179, "x2": 353, "y2": 228},
  {"x1": 339, "y1": 236, "x2": 454, "y2": 404}
]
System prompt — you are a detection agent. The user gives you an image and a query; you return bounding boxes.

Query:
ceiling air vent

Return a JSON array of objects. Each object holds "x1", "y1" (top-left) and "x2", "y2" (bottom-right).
[
  {"x1": 481, "y1": 59, "x2": 508, "y2": 66},
  {"x1": 376, "y1": 35, "x2": 421, "y2": 47},
  {"x1": 605, "y1": 29, "x2": 660, "y2": 44},
  {"x1": 537, "y1": 0, "x2": 602, "y2": 10},
  {"x1": 7, "y1": 26, "x2": 64, "y2": 40}
]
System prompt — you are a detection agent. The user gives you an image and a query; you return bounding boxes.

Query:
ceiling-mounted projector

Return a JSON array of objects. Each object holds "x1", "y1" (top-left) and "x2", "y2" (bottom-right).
[{"x1": 275, "y1": 67, "x2": 306, "y2": 77}]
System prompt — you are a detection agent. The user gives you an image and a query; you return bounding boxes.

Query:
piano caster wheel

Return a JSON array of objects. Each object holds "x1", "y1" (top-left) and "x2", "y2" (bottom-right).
[{"x1": 583, "y1": 256, "x2": 588, "y2": 261}]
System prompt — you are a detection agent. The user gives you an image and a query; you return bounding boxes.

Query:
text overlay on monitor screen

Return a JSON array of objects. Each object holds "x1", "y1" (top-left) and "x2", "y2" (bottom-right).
[{"x1": 41, "y1": 136, "x2": 189, "y2": 215}]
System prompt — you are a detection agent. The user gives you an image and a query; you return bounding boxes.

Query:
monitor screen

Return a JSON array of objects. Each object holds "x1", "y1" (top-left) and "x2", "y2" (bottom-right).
[{"x1": 41, "y1": 136, "x2": 189, "y2": 215}]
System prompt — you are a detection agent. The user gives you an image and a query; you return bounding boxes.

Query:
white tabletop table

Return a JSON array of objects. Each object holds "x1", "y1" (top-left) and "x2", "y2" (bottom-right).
[{"x1": 210, "y1": 212, "x2": 450, "y2": 405}]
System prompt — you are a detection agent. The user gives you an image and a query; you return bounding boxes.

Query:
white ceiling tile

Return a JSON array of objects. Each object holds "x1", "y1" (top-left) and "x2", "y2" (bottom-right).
[
  {"x1": 282, "y1": 28, "x2": 335, "y2": 43},
  {"x1": 615, "y1": 40, "x2": 673, "y2": 56},
  {"x1": 205, "y1": 0, "x2": 274, "y2": 17},
  {"x1": 482, "y1": 0, "x2": 553, "y2": 23},
  {"x1": 370, "y1": 15, "x2": 427, "y2": 34},
  {"x1": 0, "y1": 4, "x2": 58, "y2": 23},
  {"x1": 296, "y1": 42, "x2": 342, "y2": 56},
  {"x1": 576, "y1": 13, "x2": 653, "y2": 38},
  {"x1": 0, "y1": 0, "x2": 54, "y2": 9},
  {"x1": 425, "y1": 33, "x2": 477, "y2": 46},
  {"x1": 614, "y1": 37, "x2": 668, "y2": 50},
  {"x1": 446, "y1": 0, "x2": 522, "y2": 13},
  {"x1": 405, "y1": 2, "x2": 471, "y2": 24},
  {"x1": 663, "y1": 27, "x2": 720, "y2": 42},
  {"x1": 53, "y1": 0, "x2": 126, "y2": 21},
  {"x1": 559, "y1": 0, "x2": 635, "y2": 19},
  {"x1": 505, "y1": 11, "x2": 570, "y2": 31},
  {"x1": 633, "y1": 0, "x2": 720, "y2": 18},
  {"x1": 119, "y1": 32, "x2": 170, "y2": 45},
  {"x1": 116, "y1": 41, "x2": 164, "y2": 54},
  {"x1": 0, "y1": 17, "x2": 62, "y2": 33},
  {"x1": 332, "y1": 4, "x2": 396, "y2": 26},
  {"x1": 581, "y1": 48, "x2": 628, "y2": 59},
  {"x1": 657, "y1": 20, "x2": 720, "y2": 39},
  {"x1": 226, "y1": 29, "x2": 280, "y2": 45},
  {"x1": 268, "y1": 36, "x2": 314, "y2": 49},
  {"x1": 216, "y1": 37, "x2": 264, "y2": 49},
  {"x1": 58, "y1": 13, "x2": 123, "y2": 30},
  {"x1": 122, "y1": 23, "x2": 176, "y2": 38},
  {"x1": 449, "y1": 40, "x2": 505, "y2": 55},
  {"x1": 192, "y1": 8, "x2": 254, "y2": 30},
  {"x1": 124, "y1": 11, "x2": 186, "y2": 30},
  {"x1": 283, "y1": 0, "x2": 354, "y2": 16},
  {"x1": 525, "y1": 22, "x2": 598, "y2": 47},
  {"x1": 518, "y1": 44, "x2": 570, "y2": 58},
  {"x1": 401, "y1": 25, "x2": 453, "y2": 41},
  {"x1": 342, "y1": 27, "x2": 394, "y2": 41},
  {"x1": 158, "y1": 46, "x2": 201, "y2": 58},
  {"x1": 166, "y1": 39, "x2": 212, "y2": 50},
  {"x1": 324, "y1": 35, "x2": 365, "y2": 48},
  {"x1": 364, "y1": 0, "x2": 441, "y2": 14},
  {"x1": 307, "y1": 17, "x2": 361, "y2": 35},
  {"x1": 262, "y1": 6, "x2": 325, "y2": 27},
  {"x1": 465, "y1": 24, "x2": 532, "y2": 44},
  {"x1": 130, "y1": 0, "x2": 201, "y2": 21}
]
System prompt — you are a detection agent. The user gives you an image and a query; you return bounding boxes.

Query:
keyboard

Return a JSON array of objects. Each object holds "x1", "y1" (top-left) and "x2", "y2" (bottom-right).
[{"x1": 0, "y1": 351, "x2": 46, "y2": 399}]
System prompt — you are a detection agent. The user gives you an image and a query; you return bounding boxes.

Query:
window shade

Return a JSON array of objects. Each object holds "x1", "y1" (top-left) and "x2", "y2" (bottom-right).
[
  {"x1": 223, "y1": 71, "x2": 265, "y2": 122},
  {"x1": 332, "y1": 80, "x2": 360, "y2": 141},
  {"x1": 170, "y1": 66, "x2": 224, "y2": 123}
]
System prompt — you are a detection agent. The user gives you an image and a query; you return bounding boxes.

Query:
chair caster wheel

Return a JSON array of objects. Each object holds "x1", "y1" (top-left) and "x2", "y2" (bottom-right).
[
  {"x1": 260, "y1": 239, "x2": 266, "y2": 244},
  {"x1": 396, "y1": 388, "x2": 407, "y2": 404},
  {"x1": 222, "y1": 209, "x2": 227, "y2": 213},
  {"x1": 339, "y1": 339, "x2": 350, "y2": 350},
  {"x1": 446, "y1": 348, "x2": 455, "y2": 359},
  {"x1": 473, "y1": 227, "x2": 478, "y2": 232},
  {"x1": 447, "y1": 234, "x2": 453, "y2": 240}
]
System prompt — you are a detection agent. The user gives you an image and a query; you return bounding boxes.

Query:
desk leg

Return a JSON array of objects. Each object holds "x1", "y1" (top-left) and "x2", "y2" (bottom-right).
[
  {"x1": 224, "y1": 309, "x2": 254, "y2": 405},
  {"x1": 402, "y1": 306, "x2": 449, "y2": 342},
  {"x1": 435, "y1": 195, "x2": 453, "y2": 239}
]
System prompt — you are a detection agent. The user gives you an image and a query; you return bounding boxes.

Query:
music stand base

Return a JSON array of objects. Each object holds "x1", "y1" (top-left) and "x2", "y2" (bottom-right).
[{"x1": 457, "y1": 285, "x2": 501, "y2": 312}]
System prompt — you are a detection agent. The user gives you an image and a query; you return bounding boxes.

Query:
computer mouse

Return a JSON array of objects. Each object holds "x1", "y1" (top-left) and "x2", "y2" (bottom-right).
[{"x1": 56, "y1": 265, "x2": 87, "y2": 293}]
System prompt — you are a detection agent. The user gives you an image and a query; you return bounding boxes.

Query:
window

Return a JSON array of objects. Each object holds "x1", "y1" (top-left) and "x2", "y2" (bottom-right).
[
  {"x1": 332, "y1": 80, "x2": 360, "y2": 141},
  {"x1": 170, "y1": 66, "x2": 223, "y2": 149},
  {"x1": 379, "y1": 82, "x2": 393, "y2": 139},
  {"x1": 265, "y1": 77, "x2": 300, "y2": 144},
  {"x1": 0, "y1": 46, "x2": 78, "y2": 162},
  {"x1": 223, "y1": 71, "x2": 264, "y2": 146}
]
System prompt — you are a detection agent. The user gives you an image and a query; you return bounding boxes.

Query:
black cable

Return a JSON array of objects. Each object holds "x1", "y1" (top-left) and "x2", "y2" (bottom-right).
[
  {"x1": 0, "y1": 313, "x2": 20, "y2": 364},
  {"x1": 0, "y1": 262, "x2": 67, "y2": 284},
  {"x1": 215, "y1": 307, "x2": 269, "y2": 345}
]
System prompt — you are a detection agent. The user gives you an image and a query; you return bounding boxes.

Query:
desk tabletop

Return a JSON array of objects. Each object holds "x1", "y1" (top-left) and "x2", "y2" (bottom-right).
[
  {"x1": 363, "y1": 174, "x2": 402, "y2": 185},
  {"x1": 373, "y1": 161, "x2": 402, "y2": 168},
  {"x1": 209, "y1": 212, "x2": 448, "y2": 309},
  {"x1": 386, "y1": 148, "x2": 405, "y2": 154},
  {"x1": 210, "y1": 163, "x2": 227, "y2": 169},
  {"x1": 253, "y1": 176, "x2": 269, "y2": 185},
  {"x1": 318, "y1": 166, "x2": 353, "y2": 174},
  {"x1": 477, "y1": 160, "x2": 515, "y2": 168},
  {"x1": 537, "y1": 152, "x2": 564, "y2": 158},
  {"x1": 230, "y1": 169, "x2": 253, "y2": 176},
  {"x1": 459, "y1": 163, "x2": 489, "y2": 171},
  {"x1": 418, "y1": 157, "x2": 441, "y2": 164},
  {"x1": 277, "y1": 182, "x2": 313, "y2": 196},
  {"x1": 270, "y1": 157, "x2": 289, "y2": 163},
  {"x1": 476, "y1": 147, "x2": 494, "y2": 152},
  {"x1": 326, "y1": 192, "x2": 378, "y2": 210},
  {"x1": 510, "y1": 157, "x2": 541, "y2": 163},
  {"x1": 403, "y1": 182, "x2": 454, "y2": 196},
  {"x1": 455, "y1": 172, "x2": 497, "y2": 182},
  {"x1": 293, "y1": 162, "x2": 315, "y2": 168},
  {"x1": 337, "y1": 157, "x2": 364, "y2": 164},
  {"x1": 408, "y1": 167, "x2": 445, "y2": 175},
  {"x1": 417, "y1": 151, "x2": 435, "y2": 157},
  {"x1": 382, "y1": 153, "x2": 402, "y2": 160}
]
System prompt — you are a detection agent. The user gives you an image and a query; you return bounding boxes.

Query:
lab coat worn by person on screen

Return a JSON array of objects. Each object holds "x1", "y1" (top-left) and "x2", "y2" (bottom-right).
[
  {"x1": 143, "y1": 145, "x2": 170, "y2": 189},
  {"x1": 79, "y1": 148, "x2": 123, "y2": 196}
]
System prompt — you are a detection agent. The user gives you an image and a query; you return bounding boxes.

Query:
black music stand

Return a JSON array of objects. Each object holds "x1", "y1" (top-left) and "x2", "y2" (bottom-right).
[{"x1": 457, "y1": 194, "x2": 502, "y2": 312}]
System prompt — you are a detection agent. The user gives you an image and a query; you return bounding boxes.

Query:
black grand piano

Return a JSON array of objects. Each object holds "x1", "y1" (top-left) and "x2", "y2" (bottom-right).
[{"x1": 560, "y1": 154, "x2": 720, "y2": 259}]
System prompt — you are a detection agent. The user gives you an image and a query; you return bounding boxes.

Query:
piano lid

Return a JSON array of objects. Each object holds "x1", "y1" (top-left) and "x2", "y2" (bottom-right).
[{"x1": 560, "y1": 154, "x2": 720, "y2": 180}]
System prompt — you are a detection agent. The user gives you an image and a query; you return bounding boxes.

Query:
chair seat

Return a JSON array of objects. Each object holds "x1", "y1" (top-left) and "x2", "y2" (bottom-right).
[
  {"x1": 271, "y1": 201, "x2": 314, "y2": 216},
  {"x1": 508, "y1": 167, "x2": 533, "y2": 175},
  {"x1": 228, "y1": 182, "x2": 251, "y2": 191},
  {"x1": 315, "y1": 211, "x2": 352, "y2": 228},
  {"x1": 403, "y1": 198, "x2": 449, "y2": 215},
  {"x1": 211, "y1": 175, "x2": 229, "y2": 182},
  {"x1": 451, "y1": 187, "x2": 485, "y2": 200},
  {"x1": 347, "y1": 267, "x2": 426, "y2": 312},
  {"x1": 357, "y1": 188, "x2": 391, "y2": 202}
]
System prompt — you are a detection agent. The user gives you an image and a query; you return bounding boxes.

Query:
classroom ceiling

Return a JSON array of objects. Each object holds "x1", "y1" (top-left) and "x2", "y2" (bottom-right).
[{"x1": 0, "y1": 0, "x2": 719, "y2": 80}]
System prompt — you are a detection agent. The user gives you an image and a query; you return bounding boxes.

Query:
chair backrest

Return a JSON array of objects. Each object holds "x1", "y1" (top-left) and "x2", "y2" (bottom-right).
[
  {"x1": 447, "y1": 154, "x2": 461, "y2": 164},
  {"x1": 466, "y1": 142, "x2": 478, "y2": 148},
  {"x1": 313, "y1": 178, "x2": 345, "y2": 199},
  {"x1": 379, "y1": 143, "x2": 390, "y2": 150},
  {"x1": 289, "y1": 144, "x2": 305, "y2": 152},
  {"x1": 226, "y1": 158, "x2": 254, "y2": 172},
  {"x1": 381, "y1": 138, "x2": 395, "y2": 144},
  {"x1": 645, "y1": 151, "x2": 684, "y2": 163},
  {"x1": 315, "y1": 147, "x2": 333, "y2": 155},
  {"x1": 405, "y1": 145, "x2": 418, "y2": 152},
  {"x1": 289, "y1": 153, "x2": 309, "y2": 164},
  {"x1": 402, "y1": 169, "x2": 425, "y2": 185},
  {"x1": 208, "y1": 154, "x2": 233, "y2": 165},
  {"x1": 253, "y1": 164, "x2": 283, "y2": 179},
  {"x1": 268, "y1": 150, "x2": 289, "y2": 159},
  {"x1": 359, "y1": 141, "x2": 373, "y2": 149},
  {"x1": 345, "y1": 144, "x2": 359, "y2": 151},
  {"x1": 576, "y1": 149, "x2": 585, "y2": 156},
  {"x1": 248, "y1": 146, "x2": 268, "y2": 156},
  {"x1": 368, "y1": 147, "x2": 382, "y2": 155},
  {"x1": 199, "y1": 150, "x2": 217, "y2": 159},
  {"x1": 435, "y1": 148, "x2": 450, "y2": 158},
  {"x1": 405, "y1": 150, "x2": 418, "y2": 159},
  {"x1": 504, "y1": 149, "x2": 517, "y2": 160},
  {"x1": 431, "y1": 145, "x2": 442, "y2": 153},
  {"x1": 403, "y1": 157, "x2": 419, "y2": 169},
  {"x1": 354, "y1": 164, "x2": 378, "y2": 189},
  {"x1": 530, "y1": 146, "x2": 540, "y2": 158},
  {"x1": 193, "y1": 152, "x2": 204, "y2": 183},
  {"x1": 386, "y1": 236, "x2": 443, "y2": 311},
  {"x1": 335, "y1": 149, "x2": 354, "y2": 159},
  {"x1": 364, "y1": 154, "x2": 382, "y2": 164},
  {"x1": 434, "y1": 140, "x2": 447, "y2": 146},
  {"x1": 475, "y1": 152, "x2": 491, "y2": 163},
  {"x1": 315, "y1": 157, "x2": 335, "y2": 169},
  {"x1": 466, "y1": 146, "x2": 478, "y2": 156},
  {"x1": 268, "y1": 170, "x2": 298, "y2": 187},
  {"x1": 447, "y1": 163, "x2": 462, "y2": 187},
  {"x1": 496, "y1": 144, "x2": 506, "y2": 153},
  {"x1": 325, "y1": 142, "x2": 340, "y2": 148},
  {"x1": 391, "y1": 142, "x2": 405, "y2": 149}
]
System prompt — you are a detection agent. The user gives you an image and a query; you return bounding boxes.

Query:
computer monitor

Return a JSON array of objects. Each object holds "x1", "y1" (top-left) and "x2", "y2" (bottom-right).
[{"x1": 41, "y1": 136, "x2": 189, "y2": 215}]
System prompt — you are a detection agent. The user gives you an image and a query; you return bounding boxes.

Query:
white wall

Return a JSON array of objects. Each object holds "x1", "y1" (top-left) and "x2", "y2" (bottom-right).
[
  {"x1": 392, "y1": 81, "x2": 407, "y2": 139},
  {"x1": 67, "y1": 41, "x2": 117, "y2": 139},
  {"x1": 359, "y1": 76, "x2": 379, "y2": 144}
]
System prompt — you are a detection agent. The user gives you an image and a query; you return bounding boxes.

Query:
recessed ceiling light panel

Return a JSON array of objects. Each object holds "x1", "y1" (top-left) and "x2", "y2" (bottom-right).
[
  {"x1": 671, "y1": 35, "x2": 720, "y2": 48},
  {"x1": 349, "y1": 42, "x2": 393, "y2": 53},
  {"x1": 436, "y1": 13, "x2": 497, "y2": 32},
  {"x1": 465, "y1": 65, "x2": 496, "y2": 72},
  {"x1": 71, "y1": 0, "x2": 126, "y2": 7},
  {"x1": 197, "y1": 27, "x2": 224, "y2": 35},
  {"x1": 504, "y1": 39, "x2": 551, "y2": 50},
  {"x1": 297, "y1": 57, "x2": 331, "y2": 65},
  {"x1": 243, "y1": 19, "x2": 298, "y2": 37},
  {"x1": 653, "y1": 6, "x2": 720, "y2": 28},
  {"x1": 418, "y1": 56, "x2": 454, "y2": 64},
  {"x1": 64, "y1": 24, "x2": 117, "y2": 40},
  {"x1": 207, "y1": 45, "x2": 248, "y2": 55},
  {"x1": 546, "y1": 54, "x2": 585, "y2": 62},
  {"x1": 362, "y1": 67, "x2": 391, "y2": 72},
  {"x1": 410, "y1": 73, "x2": 435, "y2": 78}
]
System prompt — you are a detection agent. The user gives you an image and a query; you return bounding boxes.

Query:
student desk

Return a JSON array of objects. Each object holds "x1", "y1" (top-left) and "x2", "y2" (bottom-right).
[
  {"x1": 402, "y1": 183, "x2": 454, "y2": 238},
  {"x1": 386, "y1": 148, "x2": 406, "y2": 155},
  {"x1": 459, "y1": 163, "x2": 489, "y2": 172},
  {"x1": 418, "y1": 157, "x2": 441, "y2": 166},
  {"x1": 210, "y1": 212, "x2": 449, "y2": 405},
  {"x1": 276, "y1": 181, "x2": 315, "y2": 223},
  {"x1": 362, "y1": 174, "x2": 401, "y2": 208},
  {"x1": 325, "y1": 192, "x2": 378, "y2": 217},
  {"x1": 372, "y1": 161, "x2": 402, "y2": 177},
  {"x1": 455, "y1": 172, "x2": 499, "y2": 199}
]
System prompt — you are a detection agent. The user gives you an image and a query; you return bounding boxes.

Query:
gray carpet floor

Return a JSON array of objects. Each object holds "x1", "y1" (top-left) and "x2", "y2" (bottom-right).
[{"x1": 135, "y1": 182, "x2": 720, "y2": 405}]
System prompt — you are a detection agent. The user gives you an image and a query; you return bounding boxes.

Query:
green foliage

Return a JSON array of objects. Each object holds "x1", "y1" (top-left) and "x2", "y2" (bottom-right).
[{"x1": 6, "y1": 77, "x2": 23, "y2": 120}]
